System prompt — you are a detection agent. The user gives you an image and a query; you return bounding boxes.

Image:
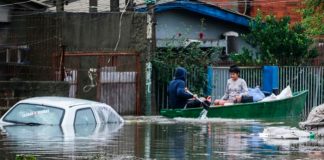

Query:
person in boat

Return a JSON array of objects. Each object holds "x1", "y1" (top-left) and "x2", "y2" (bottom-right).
[
  {"x1": 214, "y1": 65, "x2": 248, "y2": 105},
  {"x1": 167, "y1": 67, "x2": 211, "y2": 110}
]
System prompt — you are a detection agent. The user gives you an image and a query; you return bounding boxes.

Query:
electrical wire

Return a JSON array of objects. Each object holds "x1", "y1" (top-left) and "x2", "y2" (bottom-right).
[
  {"x1": 114, "y1": 0, "x2": 131, "y2": 51},
  {"x1": 0, "y1": 1, "x2": 31, "y2": 7}
]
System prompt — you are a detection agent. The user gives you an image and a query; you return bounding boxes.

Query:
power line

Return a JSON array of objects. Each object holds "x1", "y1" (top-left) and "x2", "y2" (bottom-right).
[
  {"x1": 0, "y1": 1, "x2": 31, "y2": 7},
  {"x1": 114, "y1": 0, "x2": 131, "y2": 51}
]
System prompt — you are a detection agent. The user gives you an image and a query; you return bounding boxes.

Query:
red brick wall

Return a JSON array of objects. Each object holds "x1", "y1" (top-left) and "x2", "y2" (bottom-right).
[
  {"x1": 250, "y1": 0, "x2": 302, "y2": 24},
  {"x1": 199, "y1": 0, "x2": 303, "y2": 24},
  {"x1": 200, "y1": 0, "x2": 241, "y2": 12}
]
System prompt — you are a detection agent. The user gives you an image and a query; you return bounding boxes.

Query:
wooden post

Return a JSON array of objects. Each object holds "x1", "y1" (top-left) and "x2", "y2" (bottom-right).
[
  {"x1": 89, "y1": 0, "x2": 98, "y2": 12},
  {"x1": 135, "y1": 54, "x2": 141, "y2": 115},
  {"x1": 56, "y1": 0, "x2": 64, "y2": 12},
  {"x1": 59, "y1": 45, "x2": 66, "y2": 81},
  {"x1": 6, "y1": 48, "x2": 10, "y2": 63}
]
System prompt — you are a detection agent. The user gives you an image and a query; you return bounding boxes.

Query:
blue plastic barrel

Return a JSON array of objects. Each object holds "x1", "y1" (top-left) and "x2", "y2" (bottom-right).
[
  {"x1": 204, "y1": 66, "x2": 213, "y2": 96},
  {"x1": 262, "y1": 66, "x2": 279, "y2": 93}
]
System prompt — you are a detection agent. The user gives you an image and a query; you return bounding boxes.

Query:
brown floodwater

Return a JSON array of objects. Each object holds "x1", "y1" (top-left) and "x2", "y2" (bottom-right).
[{"x1": 0, "y1": 116, "x2": 324, "y2": 160}]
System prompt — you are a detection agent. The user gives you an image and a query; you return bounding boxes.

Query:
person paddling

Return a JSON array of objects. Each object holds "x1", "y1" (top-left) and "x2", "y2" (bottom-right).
[{"x1": 167, "y1": 67, "x2": 211, "y2": 110}]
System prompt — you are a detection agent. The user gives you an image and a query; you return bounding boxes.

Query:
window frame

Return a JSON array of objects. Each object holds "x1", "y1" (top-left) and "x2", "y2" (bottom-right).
[
  {"x1": 2, "y1": 103, "x2": 65, "y2": 125},
  {"x1": 73, "y1": 107, "x2": 97, "y2": 125}
]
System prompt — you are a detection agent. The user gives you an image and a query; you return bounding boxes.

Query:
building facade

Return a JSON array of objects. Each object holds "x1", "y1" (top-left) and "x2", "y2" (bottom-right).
[{"x1": 199, "y1": 0, "x2": 302, "y2": 23}]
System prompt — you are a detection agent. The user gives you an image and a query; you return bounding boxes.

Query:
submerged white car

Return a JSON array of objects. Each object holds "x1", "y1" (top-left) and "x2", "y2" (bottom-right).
[{"x1": 0, "y1": 97, "x2": 124, "y2": 126}]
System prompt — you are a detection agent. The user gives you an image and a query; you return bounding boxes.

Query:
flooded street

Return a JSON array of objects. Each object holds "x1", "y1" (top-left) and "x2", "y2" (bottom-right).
[{"x1": 0, "y1": 116, "x2": 324, "y2": 159}]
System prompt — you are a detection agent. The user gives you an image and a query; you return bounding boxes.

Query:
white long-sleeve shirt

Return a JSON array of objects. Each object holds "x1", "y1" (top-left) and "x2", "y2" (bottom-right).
[{"x1": 222, "y1": 78, "x2": 248, "y2": 101}]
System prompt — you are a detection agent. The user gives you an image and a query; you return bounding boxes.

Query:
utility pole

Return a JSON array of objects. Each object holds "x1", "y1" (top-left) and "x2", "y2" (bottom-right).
[
  {"x1": 110, "y1": 0, "x2": 120, "y2": 12},
  {"x1": 89, "y1": 0, "x2": 98, "y2": 12},
  {"x1": 56, "y1": 0, "x2": 64, "y2": 12},
  {"x1": 145, "y1": 0, "x2": 156, "y2": 115}
]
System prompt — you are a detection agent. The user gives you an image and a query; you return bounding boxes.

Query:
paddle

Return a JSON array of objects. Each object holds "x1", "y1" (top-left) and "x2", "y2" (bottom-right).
[
  {"x1": 186, "y1": 90, "x2": 210, "y2": 110},
  {"x1": 185, "y1": 90, "x2": 210, "y2": 119}
]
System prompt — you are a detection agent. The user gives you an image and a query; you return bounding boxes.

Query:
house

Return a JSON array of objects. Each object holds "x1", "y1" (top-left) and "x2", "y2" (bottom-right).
[{"x1": 136, "y1": 0, "x2": 254, "y2": 55}]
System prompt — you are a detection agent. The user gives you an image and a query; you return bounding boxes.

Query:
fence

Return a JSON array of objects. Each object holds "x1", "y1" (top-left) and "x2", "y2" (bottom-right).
[
  {"x1": 153, "y1": 66, "x2": 205, "y2": 111},
  {"x1": 212, "y1": 66, "x2": 324, "y2": 116},
  {"x1": 153, "y1": 66, "x2": 261, "y2": 110},
  {"x1": 212, "y1": 67, "x2": 263, "y2": 100},
  {"x1": 279, "y1": 66, "x2": 324, "y2": 115}
]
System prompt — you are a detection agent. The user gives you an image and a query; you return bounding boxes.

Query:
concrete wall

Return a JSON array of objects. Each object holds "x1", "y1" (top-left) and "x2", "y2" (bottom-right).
[
  {"x1": 0, "y1": 6, "x2": 10, "y2": 51},
  {"x1": 0, "y1": 81, "x2": 69, "y2": 115},
  {"x1": 7, "y1": 12, "x2": 147, "y2": 66},
  {"x1": 0, "y1": 6, "x2": 9, "y2": 22},
  {"x1": 62, "y1": 12, "x2": 147, "y2": 53}
]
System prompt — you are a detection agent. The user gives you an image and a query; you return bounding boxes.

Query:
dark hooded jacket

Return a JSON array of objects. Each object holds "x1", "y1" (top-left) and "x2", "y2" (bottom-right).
[{"x1": 167, "y1": 67, "x2": 194, "y2": 109}]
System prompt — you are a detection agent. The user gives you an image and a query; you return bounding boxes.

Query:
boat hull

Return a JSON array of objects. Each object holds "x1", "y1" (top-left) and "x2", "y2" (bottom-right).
[{"x1": 160, "y1": 91, "x2": 308, "y2": 122}]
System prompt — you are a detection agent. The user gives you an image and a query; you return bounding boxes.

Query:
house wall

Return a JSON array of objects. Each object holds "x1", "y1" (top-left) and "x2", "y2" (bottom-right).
[
  {"x1": 0, "y1": 6, "x2": 10, "y2": 46},
  {"x1": 156, "y1": 9, "x2": 253, "y2": 53},
  {"x1": 249, "y1": 0, "x2": 302, "y2": 23},
  {"x1": 200, "y1": 0, "x2": 302, "y2": 23},
  {"x1": 7, "y1": 12, "x2": 147, "y2": 66},
  {"x1": 0, "y1": 6, "x2": 9, "y2": 22},
  {"x1": 200, "y1": 0, "x2": 241, "y2": 13},
  {"x1": 62, "y1": 12, "x2": 147, "y2": 53}
]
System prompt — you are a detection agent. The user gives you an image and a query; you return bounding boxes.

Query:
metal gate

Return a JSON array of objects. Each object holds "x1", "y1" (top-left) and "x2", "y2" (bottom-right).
[{"x1": 54, "y1": 52, "x2": 141, "y2": 115}]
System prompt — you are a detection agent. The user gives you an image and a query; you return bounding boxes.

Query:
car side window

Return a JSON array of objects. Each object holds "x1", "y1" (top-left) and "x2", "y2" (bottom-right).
[{"x1": 74, "y1": 108, "x2": 96, "y2": 125}]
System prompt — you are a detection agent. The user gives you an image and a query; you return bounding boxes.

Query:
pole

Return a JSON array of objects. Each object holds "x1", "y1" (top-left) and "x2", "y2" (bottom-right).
[
  {"x1": 56, "y1": 0, "x2": 64, "y2": 12},
  {"x1": 59, "y1": 45, "x2": 66, "y2": 81},
  {"x1": 145, "y1": 3, "x2": 156, "y2": 115},
  {"x1": 89, "y1": 0, "x2": 98, "y2": 12}
]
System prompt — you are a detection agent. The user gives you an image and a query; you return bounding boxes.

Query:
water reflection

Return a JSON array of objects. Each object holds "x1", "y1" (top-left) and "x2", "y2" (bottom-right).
[
  {"x1": 0, "y1": 117, "x2": 323, "y2": 159},
  {"x1": 0, "y1": 123, "x2": 123, "y2": 159}
]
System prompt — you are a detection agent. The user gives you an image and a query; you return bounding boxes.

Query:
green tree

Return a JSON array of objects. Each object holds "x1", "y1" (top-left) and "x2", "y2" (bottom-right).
[
  {"x1": 243, "y1": 12, "x2": 317, "y2": 65},
  {"x1": 301, "y1": 0, "x2": 324, "y2": 35},
  {"x1": 229, "y1": 47, "x2": 261, "y2": 66},
  {"x1": 153, "y1": 42, "x2": 221, "y2": 95}
]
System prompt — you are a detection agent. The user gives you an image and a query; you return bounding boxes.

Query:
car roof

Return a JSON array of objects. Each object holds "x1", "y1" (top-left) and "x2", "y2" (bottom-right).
[{"x1": 17, "y1": 96, "x2": 105, "y2": 109}]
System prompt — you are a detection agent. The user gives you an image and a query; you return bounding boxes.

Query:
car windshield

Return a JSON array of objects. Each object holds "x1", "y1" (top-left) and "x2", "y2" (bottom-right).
[{"x1": 3, "y1": 103, "x2": 64, "y2": 125}]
